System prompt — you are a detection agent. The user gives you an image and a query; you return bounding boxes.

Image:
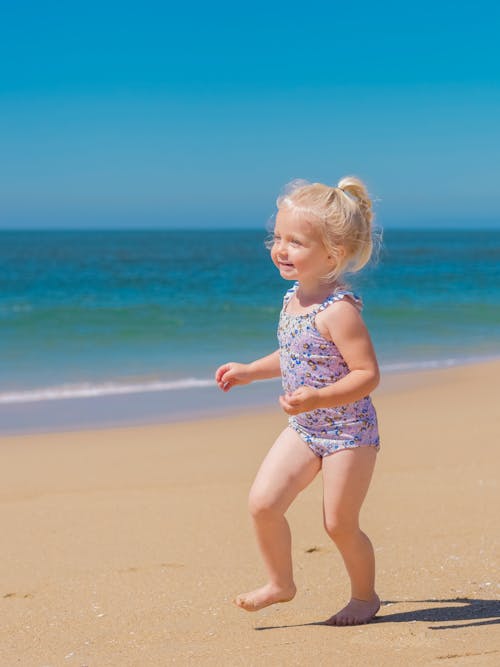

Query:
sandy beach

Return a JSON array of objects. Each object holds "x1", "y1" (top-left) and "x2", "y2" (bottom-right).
[{"x1": 1, "y1": 361, "x2": 499, "y2": 666}]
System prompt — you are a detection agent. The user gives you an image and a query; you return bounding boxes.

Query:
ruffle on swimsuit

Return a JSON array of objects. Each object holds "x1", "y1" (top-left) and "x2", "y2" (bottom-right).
[{"x1": 278, "y1": 282, "x2": 380, "y2": 457}]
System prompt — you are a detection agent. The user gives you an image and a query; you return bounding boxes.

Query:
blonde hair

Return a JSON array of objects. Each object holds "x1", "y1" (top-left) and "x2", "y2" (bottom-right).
[{"x1": 276, "y1": 176, "x2": 377, "y2": 283}]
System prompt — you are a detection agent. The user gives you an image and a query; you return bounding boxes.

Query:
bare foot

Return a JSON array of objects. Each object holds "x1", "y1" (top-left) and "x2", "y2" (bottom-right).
[
  {"x1": 233, "y1": 583, "x2": 296, "y2": 612},
  {"x1": 325, "y1": 594, "x2": 380, "y2": 626}
]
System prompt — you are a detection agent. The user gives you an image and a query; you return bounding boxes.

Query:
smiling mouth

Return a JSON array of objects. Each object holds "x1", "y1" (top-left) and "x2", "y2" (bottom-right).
[{"x1": 279, "y1": 262, "x2": 294, "y2": 269}]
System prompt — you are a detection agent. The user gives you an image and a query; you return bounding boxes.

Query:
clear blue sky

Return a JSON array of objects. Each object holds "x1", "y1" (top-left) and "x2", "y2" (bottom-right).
[{"x1": 1, "y1": 0, "x2": 499, "y2": 228}]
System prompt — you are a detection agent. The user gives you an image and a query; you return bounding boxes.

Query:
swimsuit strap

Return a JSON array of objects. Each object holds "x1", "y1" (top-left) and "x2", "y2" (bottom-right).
[
  {"x1": 282, "y1": 282, "x2": 363, "y2": 313},
  {"x1": 282, "y1": 282, "x2": 299, "y2": 306},
  {"x1": 317, "y1": 287, "x2": 363, "y2": 313}
]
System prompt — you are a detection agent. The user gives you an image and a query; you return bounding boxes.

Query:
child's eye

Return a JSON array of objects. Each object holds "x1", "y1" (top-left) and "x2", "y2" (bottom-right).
[{"x1": 290, "y1": 239, "x2": 302, "y2": 246}]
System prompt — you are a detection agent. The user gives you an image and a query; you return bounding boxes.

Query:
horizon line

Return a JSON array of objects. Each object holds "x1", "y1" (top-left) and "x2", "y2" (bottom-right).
[{"x1": 0, "y1": 223, "x2": 500, "y2": 233}]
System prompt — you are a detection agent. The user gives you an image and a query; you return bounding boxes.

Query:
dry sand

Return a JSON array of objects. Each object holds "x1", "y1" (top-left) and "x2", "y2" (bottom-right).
[{"x1": 0, "y1": 361, "x2": 499, "y2": 666}]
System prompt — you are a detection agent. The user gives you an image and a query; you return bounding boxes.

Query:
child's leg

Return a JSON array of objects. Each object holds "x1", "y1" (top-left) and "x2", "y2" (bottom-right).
[
  {"x1": 321, "y1": 446, "x2": 379, "y2": 625},
  {"x1": 236, "y1": 426, "x2": 321, "y2": 611}
]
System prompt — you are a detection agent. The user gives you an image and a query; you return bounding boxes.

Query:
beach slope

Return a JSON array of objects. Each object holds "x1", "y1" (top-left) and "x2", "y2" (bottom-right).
[{"x1": 0, "y1": 362, "x2": 499, "y2": 666}]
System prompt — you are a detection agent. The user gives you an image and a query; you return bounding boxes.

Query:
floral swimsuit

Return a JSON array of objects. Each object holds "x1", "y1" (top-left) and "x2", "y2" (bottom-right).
[{"x1": 278, "y1": 282, "x2": 380, "y2": 457}]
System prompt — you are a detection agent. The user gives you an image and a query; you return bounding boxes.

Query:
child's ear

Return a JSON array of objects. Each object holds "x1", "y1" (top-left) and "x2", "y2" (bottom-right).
[{"x1": 328, "y1": 246, "x2": 346, "y2": 263}]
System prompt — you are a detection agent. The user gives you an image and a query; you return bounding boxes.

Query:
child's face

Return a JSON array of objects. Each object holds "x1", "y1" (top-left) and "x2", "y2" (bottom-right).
[{"x1": 271, "y1": 206, "x2": 335, "y2": 285}]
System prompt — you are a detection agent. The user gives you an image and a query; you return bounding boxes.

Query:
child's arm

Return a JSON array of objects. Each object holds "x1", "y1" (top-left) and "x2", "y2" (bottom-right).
[
  {"x1": 280, "y1": 301, "x2": 379, "y2": 414},
  {"x1": 215, "y1": 350, "x2": 281, "y2": 393}
]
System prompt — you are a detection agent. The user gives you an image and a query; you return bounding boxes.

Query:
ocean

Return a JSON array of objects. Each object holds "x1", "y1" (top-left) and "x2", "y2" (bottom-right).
[{"x1": 1, "y1": 228, "x2": 499, "y2": 433}]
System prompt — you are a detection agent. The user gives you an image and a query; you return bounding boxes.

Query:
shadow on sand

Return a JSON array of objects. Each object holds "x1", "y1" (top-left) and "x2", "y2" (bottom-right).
[{"x1": 254, "y1": 597, "x2": 500, "y2": 631}]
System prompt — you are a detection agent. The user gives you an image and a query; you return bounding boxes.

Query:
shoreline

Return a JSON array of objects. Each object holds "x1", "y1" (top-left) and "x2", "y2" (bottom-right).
[
  {"x1": 2, "y1": 351, "x2": 499, "y2": 404},
  {"x1": 0, "y1": 355, "x2": 499, "y2": 437},
  {"x1": 0, "y1": 358, "x2": 498, "y2": 665}
]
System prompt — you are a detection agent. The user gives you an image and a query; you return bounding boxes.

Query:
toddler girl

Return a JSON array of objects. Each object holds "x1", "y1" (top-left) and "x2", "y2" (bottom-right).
[{"x1": 215, "y1": 176, "x2": 381, "y2": 625}]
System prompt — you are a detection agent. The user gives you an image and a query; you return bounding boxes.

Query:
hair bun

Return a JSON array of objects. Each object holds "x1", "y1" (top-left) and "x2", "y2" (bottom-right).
[{"x1": 336, "y1": 176, "x2": 373, "y2": 226}]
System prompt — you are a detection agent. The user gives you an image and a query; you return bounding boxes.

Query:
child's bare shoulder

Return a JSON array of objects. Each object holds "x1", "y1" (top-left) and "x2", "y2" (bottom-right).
[{"x1": 316, "y1": 297, "x2": 365, "y2": 339}]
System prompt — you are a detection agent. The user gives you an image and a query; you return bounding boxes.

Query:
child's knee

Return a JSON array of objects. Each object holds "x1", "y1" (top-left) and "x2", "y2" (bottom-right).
[
  {"x1": 248, "y1": 488, "x2": 282, "y2": 520},
  {"x1": 323, "y1": 515, "x2": 358, "y2": 541}
]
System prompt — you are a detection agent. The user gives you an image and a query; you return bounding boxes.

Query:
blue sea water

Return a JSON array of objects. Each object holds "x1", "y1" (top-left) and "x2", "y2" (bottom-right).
[{"x1": 0, "y1": 228, "x2": 499, "y2": 430}]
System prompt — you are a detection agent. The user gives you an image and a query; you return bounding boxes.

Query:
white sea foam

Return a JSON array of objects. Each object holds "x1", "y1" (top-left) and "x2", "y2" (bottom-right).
[
  {"x1": 0, "y1": 378, "x2": 216, "y2": 404},
  {"x1": 379, "y1": 354, "x2": 498, "y2": 373},
  {"x1": 380, "y1": 359, "x2": 459, "y2": 372}
]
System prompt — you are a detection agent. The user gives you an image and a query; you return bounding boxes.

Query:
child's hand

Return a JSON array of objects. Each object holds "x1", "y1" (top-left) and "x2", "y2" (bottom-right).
[
  {"x1": 215, "y1": 362, "x2": 253, "y2": 392},
  {"x1": 279, "y1": 386, "x2": 320, "y2": 415}
]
